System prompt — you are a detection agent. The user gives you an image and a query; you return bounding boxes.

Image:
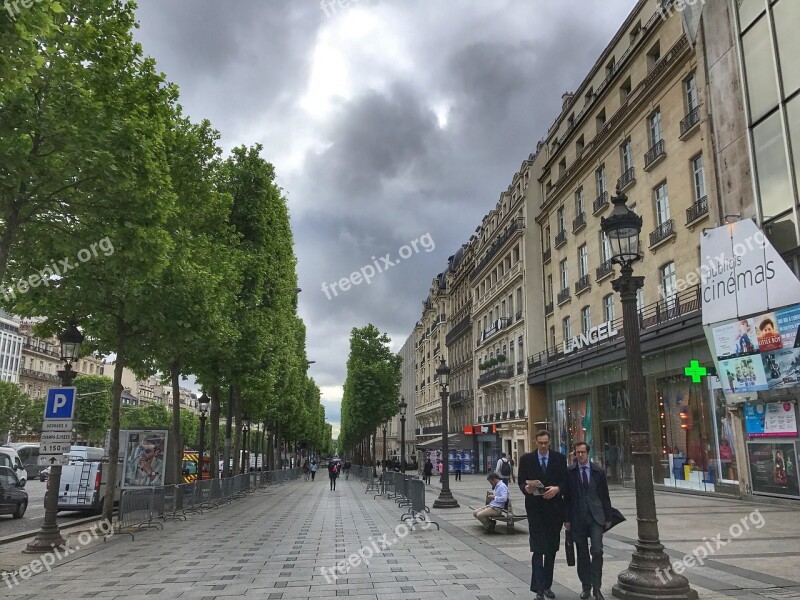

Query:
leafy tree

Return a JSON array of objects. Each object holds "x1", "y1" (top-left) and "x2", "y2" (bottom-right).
[
  {"x1": 0, "y1": 381, "x2": 33, "y2": 439},
  {"x1": 120, "y1": 404, "x2": 171, "y2": 430},
  {"x1": 73, "y1": 375, "x2": 112, "y2": 445}
]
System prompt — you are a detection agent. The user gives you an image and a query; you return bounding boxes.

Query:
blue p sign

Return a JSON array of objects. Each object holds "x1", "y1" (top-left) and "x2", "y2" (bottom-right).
[{"x1": 45, "y1": 387, "x2": 76, "y2": 419}]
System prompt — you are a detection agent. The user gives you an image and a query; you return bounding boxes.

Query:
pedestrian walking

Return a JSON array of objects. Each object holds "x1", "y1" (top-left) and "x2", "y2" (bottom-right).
[
  {"x1": 302, "y1": 459, "x2": 310, "y2": 481},
  {"x1": 564, "y1": 442, "x2": 612, "y2": 600},
  {"x1": 310, "y1": 459, "x2": 318, "y2": 481},
  {"x1": 519, "y1": 430, "x2": 567, "y2": 600},
  {"x1": 496, "y1": 452, "x2": 512, "y2": 486},
  {"x1": 423, "y1": 458, "x2": 433, "y2": 485},
  {"x1": 328, "y1": 460, "x2": 339, "y2": 491},
  {"x1": 454, "y1": 454, "x2": 463, "y2": 481},
  {"x1": 437, "y1": 459, "x2": 444, "y2": 483},
  {"x1": 473, "y1": 473, "x2": 508, "y2": 532},
  {"x1": 343, "y1": 459, "x2": 351, "y2": 480}
]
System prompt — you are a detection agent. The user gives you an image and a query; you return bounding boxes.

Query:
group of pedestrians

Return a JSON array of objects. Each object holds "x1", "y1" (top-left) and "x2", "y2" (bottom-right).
[{"x1": 301, "y1": 459, "x2": 318, "y2": 481}]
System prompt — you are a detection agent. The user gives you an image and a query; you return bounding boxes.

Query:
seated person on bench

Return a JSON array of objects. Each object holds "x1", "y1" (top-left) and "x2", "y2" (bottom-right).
[{"x1": 473, "y1": 472, "x2": 508, "y2": 533}]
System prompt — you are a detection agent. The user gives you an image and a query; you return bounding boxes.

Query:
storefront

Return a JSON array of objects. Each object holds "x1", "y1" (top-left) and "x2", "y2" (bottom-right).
[{"x1": 463, "y1": 424, "x2": 502, "y2": 473}]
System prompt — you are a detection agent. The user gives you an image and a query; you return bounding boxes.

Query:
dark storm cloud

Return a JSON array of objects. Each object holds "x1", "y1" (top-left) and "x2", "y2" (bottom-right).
[{"x1": 132, "y1": 0, "x2": 638, "y2": 423}]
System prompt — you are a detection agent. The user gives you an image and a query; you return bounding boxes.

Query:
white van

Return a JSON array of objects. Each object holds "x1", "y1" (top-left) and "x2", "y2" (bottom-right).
[
  {"x1": 0, "y1": 446, "x2": 29, "y2": 484},
  {"x1": 58, "y1": 447, "x2": 120, "y2": 513}
]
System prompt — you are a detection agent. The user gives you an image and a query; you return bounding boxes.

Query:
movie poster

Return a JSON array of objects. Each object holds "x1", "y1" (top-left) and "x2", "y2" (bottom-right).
[
  {"x1": 719, "y1": 355, "x2": 769, "y2": 393},
  {"x1": 747, "y1": 441, "x2": 800, "y2": 498},
  {"x1": 122, "y1": 430, "x2": 168, "y2": 488},
  {"x1": 745, "y1": 402, "x2": 798, "y2": 437}
]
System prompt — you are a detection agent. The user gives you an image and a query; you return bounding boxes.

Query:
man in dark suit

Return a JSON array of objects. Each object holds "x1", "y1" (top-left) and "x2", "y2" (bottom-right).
[
  {"x1": 564, "y1": 442, "x2": 612, "y2": 600},
  {"x1": 519, "y1": 429, "x2": 567, "y2": 600}
]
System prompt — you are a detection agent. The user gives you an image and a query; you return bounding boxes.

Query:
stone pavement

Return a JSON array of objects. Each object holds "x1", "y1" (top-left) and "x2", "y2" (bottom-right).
[{"x1": 0, "y1": 472, "x2": 799, "y2": 599}]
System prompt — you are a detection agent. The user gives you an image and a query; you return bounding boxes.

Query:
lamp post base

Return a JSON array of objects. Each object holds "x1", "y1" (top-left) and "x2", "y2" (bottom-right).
[
  {"x1": 612, "y1": 540, "x2": 698, "y2": 600},
  {"x1": 432, "y1": 488, "x2": 460, "y2": 509}
]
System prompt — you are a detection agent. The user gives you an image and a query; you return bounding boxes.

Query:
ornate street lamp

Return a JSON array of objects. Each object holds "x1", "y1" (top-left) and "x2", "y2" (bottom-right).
[
  {"x1": 241, "y1": 414, "x2": 250, "y2": 474},
  {"x1": 433, "y1": 359, "x2": 458, "y2": 508},
  {"x1": 26, "y1": 322, "x2": 84, "y2": 553},
  {"x1": 399, "y1": 397, "x2": 407, "y2": 473},
  {"x1": 602, "y1": 188, "x2": 696, "y2": 600},
  {"x1": 198, "y1": 393, "x2": 209, "y2": 480},
  {"x1": 382, "y1": 421, "x2": 388, "y2": 464}
]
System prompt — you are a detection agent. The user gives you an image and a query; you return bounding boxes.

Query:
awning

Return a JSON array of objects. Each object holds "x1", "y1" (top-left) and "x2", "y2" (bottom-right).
[{"x1": 415, "y1": 432, "x2": 472, "y2": 450}]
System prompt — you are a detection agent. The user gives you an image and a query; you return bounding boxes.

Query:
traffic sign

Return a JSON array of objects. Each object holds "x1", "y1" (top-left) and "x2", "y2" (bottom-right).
[
  {"x1": 37, "y1": 455, "x2": 68, "y2": 466},
  {"x1": 39, "y1": 442, "x2": 71, "y2": 455},
  {"x1": 40, "y1": 431, "x2": 72, "y2": 444},
  {"x1": 44, "y1": 387, "x2": 76, "y2": 420},
  {"x1": 42, "y1": 420, "x2": 73, "y2": 432}
]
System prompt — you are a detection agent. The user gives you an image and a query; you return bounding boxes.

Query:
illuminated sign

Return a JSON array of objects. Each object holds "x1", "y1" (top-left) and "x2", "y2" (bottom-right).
[{"x1": 563, "y1": 321, "x2": 618, "y2": 354}]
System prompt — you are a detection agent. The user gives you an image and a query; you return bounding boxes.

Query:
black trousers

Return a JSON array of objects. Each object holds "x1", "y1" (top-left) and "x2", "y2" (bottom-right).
[
  {"x1": 530, "y1": 551, "x2": 556, "y2": 593},
  {"x1": 330, "y1": 476, "x2": 337, "y2": 489},
  {"x1": 575, "y1": 520, "x2": 604, "y2": 591}
]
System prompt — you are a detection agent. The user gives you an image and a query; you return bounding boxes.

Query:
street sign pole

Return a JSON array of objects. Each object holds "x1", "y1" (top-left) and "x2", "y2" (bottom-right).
[{"x1": 25, "y1": 386, "x2": 76, "y2": 554}]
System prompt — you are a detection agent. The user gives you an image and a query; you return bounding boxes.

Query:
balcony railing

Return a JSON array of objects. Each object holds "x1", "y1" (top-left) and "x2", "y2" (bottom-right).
[
  {"x1": 20, "y1": 367, "x2": 60, "y2": 382},
  {"x1": 543, "y1": 247, "x2": 551, "y2": 263},
  {"x1": 649, "y1": 219, "x2": 675, "y2": 247},
  {"x1": 554, "y1": 229, "x2": 568, "y2": 248},
  {"x1": 575, "y1": 274, "x2": 591, "y2": 295},
  {"x1": 545, "y1": 301, "x2": 554, "y2": 315},
  {"x1": 617, "y1": 167, "x2": 635, "y2": 190},
  {"x1": 470, "y1": 216, "x2": 525, "y2": 281},
  {"x1": 557, "y1": 287, "x2": 571, "y2": 304},
  {"x1": 445, "y1": 314, "x2": 471, "y2": 346},
  {"x1": 518, "y1": 408, "x2": 526, "y2": 418},
  {"x1": 593, "y1": 191, "x2": 609, "y2": 214},
  {"x1": 685, "y1": 196, "x2": 708, "y2": 224},
  {"x1": 515, "y1": 310, "x2": 523, "y2": 321},
  {"x1": 572, "y1": 212, "x2": 586, "y2": 233},
  {"x1": 644, "y1": 139, "x2": 666, "y2": 169},
  {"x1": 450, "y1": 389, "x2": 474, "y2": 404},
  {"x1": 596, "y1": 259, "x2": 614, "y2": 281},
  {"x1": 478, "y1": 365, "x2": 514, "y2": 387},
  {"x1": 680, "y1": 106, "x2": 700, "y2": 137}
]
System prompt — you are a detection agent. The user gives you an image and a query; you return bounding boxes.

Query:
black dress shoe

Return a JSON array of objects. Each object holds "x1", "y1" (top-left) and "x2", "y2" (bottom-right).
[
  {"x1": 580, "y1": 590, "x2": 591, "y2": 600},
  {"x1": 593, "y1": 590, "x2": 605, "y2": 600},
  {"x1": 535, "y1": 594, "x2": 544, "y2": 600},
  {"x1": 544, "y1": 590, "x2": 555, "y2": 599}
]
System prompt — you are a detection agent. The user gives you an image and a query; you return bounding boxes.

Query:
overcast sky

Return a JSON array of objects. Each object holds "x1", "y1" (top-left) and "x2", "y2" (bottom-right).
[{"x1": 133, "y1": 0, "x2": 638, "y2": 436}]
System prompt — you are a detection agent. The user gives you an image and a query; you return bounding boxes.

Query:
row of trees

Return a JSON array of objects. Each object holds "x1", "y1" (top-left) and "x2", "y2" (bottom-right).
[
  {"x1": 339, "y1": 325, "x2": 403, "y2": 464},
  {"x1": 1, "y1": 1, "x2": 330, "y2": 523}
]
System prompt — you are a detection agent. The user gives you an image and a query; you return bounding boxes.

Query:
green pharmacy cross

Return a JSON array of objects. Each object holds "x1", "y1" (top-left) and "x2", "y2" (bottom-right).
[{"x1": 684, "y1": 360, "x2": 707, "y2": 383}]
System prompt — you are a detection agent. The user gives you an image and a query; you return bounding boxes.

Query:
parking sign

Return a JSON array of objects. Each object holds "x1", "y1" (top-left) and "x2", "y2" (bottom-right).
[{"x1": 44, "y1": 387, "x2": 76, "y2": 420}]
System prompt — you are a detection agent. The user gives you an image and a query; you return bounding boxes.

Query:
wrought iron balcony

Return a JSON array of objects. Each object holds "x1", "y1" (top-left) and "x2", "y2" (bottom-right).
[
  {"x1": 596, "y1": 259, "x2": 614, "y2": 281},
  {"x1": 649, "y1": 219, "x2": 675, "y2": 248},
  {"x1": 680, "y1": 106, "x2": 700, "y2": 137},
  {"x1": 478, "y1": 365, "x2": 514, "y2": 387},
  {"x1": 685, "y1": 195, "x2": 708, "y2": 225},
  {"x1": 509, "y1": 410, "x2": 516, "y2": 419},
  {"x1": 515, "y1": 310, "x2": 522, "y2": 321},
  {"x1": 543, "y1": 247, "x2": 551, "y2": 263},
  {"x1": 574, "y1": 274, "x2": 591, "y2": 295},
  {"x1": 554, "y1": 229, "x2": 568, "y2": 249},
  {"x1": 617, "y1": 167, "x2": 635, "y2": 191},
  {"x1": 557, "y1": 287, "x2": 571, "y2": 305},
  {"x1": 518, "y1": 408, "x2": 526, "y2": 418},
  {"x1": 644, "y1": 139, "x2": 666, "y2": 169},
  {"x1": 545, "y1": 301, "x2": 554, "y2": 315},
  {"x1": 593, "y1": 191, "x2": 609, "y2": 214},
  {"x1": 572, "y1": 212, "x2": 586, "y2": 233}
]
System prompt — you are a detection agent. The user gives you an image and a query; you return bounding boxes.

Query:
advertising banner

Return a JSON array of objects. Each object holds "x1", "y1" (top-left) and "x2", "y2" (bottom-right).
[
  {"x1": 744, "y1": 402, "x2": 798, "y2": 437},
  {"x1": 747, "y1": 441, "x2": 799, "y2": 498},
  {"x1": 122, "y1": 430, "x2": 168, "y2": 488}
]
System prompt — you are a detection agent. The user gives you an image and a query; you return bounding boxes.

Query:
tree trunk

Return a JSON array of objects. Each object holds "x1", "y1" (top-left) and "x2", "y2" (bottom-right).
[
  {"x1": 223, "y1": 385, "x2": 232, "y2": 477},
  {"x1": 232, "y1": 386, "x2": 242, "y2": 475},
  {"x1": 170, "y1": 363, "x2": 182, "y2": 486},
  {"x1": 102, "y1": 323, "x2": 127, "y2": 525},
  {"x1": 209, "y1": 384, "x2": 221, "y2": 478},
  {"x1": 0, "y1": 200, "x2": 22, "y2": 285}
]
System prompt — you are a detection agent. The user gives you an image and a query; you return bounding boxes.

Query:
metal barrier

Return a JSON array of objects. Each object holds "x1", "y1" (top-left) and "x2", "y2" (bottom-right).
[
  {"x1": 118, "y1": 488, "x2": 165, "y2": 539},
  {"x1": 400, "y1": 479, "x2": 438, "y2": 529}
]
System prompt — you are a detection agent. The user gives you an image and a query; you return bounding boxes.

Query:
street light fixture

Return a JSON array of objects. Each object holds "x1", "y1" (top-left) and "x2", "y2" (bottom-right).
[
  {"x1": 399, "y1": 397, "x2": 407, "y2": 473},
  {"x1": 432, "y1": 359, "x2": 458, "y2": 509},
  {"x1": 241, "y1": 414, "x2": 250, "y2": 474},
  {"x1": 26, "y1": 322, "x2": 84, "y2": 553},
  {"x1": 198, "y1": 392, "x2": 209, "y2": 479},
  {"x1": 602, "y1": 188, "x2": 696, "y2": 600},
  {"x1": 382, "y1": 421, "x2": 388, "y2": 464}
]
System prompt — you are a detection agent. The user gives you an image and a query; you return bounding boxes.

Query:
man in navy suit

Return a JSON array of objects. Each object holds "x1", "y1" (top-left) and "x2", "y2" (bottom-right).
[
  {"x1": 519, "y1": 429, "x2": 567, "y2": 600},
  {"x1": 564, "y1": 441, "x2": 612, "y2": 600}
]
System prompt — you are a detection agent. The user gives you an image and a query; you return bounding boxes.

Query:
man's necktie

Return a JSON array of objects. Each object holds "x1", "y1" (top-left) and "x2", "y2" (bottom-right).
[
  {"x1": 582, "y1": 466, "x2": 589, "y2": 487},
  {"x1": 541, "y1": 457, "x2": 547, "y2": 470}
]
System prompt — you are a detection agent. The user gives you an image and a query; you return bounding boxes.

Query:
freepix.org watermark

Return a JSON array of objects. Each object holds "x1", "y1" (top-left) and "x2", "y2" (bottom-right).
[
  {"x1": 655, "y1": 509, "x2": 765, "y2": 583},
  {"x1": 320, "y1": 0, "x2": 375, "y2": 18},
  {"x1": 321, "y1": 233, "x2": 435, "y2": 300},
  {"x1": 3, "y1": 0, "x2": 47, "y2": 20},
  {"x1": 2, "y1": 237, "x2": 114, "y2": 303},
  {"x1": 2, "y1": 519, "x2": 114, "y2": 589},
  {"x1": 319, "y1": 512, "x2": 433, "y2": 583},
  {"x1": 657, "y1": 0, "x2": 706, "y2": 21}
]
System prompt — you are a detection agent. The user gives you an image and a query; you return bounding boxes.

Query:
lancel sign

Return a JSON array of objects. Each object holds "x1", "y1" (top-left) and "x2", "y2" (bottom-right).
[{"x1": 563, "y1": 321, "x2": 619, "y2": 354}]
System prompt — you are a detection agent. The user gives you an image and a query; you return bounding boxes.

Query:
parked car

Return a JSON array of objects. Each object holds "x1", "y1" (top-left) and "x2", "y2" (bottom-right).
[
  {"x1": 0, "y1": 465, "x2": 28, "y2": 519},
  {"x1": 7, "y1": 443, "x2": 42, "y2": 479},
  {"x1": 0, "y1": 446, "x2": 28, "y2": 484}
]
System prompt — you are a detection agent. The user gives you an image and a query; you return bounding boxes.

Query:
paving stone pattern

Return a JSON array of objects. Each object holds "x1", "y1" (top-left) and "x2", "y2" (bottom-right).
[{"x1": 4, "y1": 475, "x2": 800, "y2": 599}]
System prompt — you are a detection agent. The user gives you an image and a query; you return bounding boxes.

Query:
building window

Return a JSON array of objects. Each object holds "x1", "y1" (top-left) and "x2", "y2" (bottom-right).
[
  {"x1": 753, "y1": 111, "x2": 793, "y2": 219},
  {"x1": 685, "y1": 72, "x2": 699, "y2": 112},
  {"x1": 691, "y1": 155, "x2": 706, "y2": 201},
  {"x1": 603, "y1": 294, "x2": 615, "y2": 322},
  {"x1": 600, "y1": 231, "x2": 612, "y2": 264},
  {"x1": 620, "y1": 76, "x2": 631, "y2": 102},
  {"x1": 621, "y1": 138, "x2": 633, "y2": 173},
  {"x1": 578, "y1": 244, "x2": 588, "y2": 278},
  {"x1": 654, "y1": 182, "x2": 670, "y2": 226},
  {"x1": 596, "y1": 165, "x2": 607, "y2": 195},
  {"x1": 742, "y1": 16, "x2": 779, "y2": 122},
  {"x1": 596, "y1": 108, "x2": 606, "y2": 132},
  {"x1": 660, "y1": 262, "x2": 677, "y2": 302},
  {"x1": 557, "y1": 206, "x2": 566, "y2": 233},
  {"x1": 547, "y1": 275, "x2": 553, "y2": 303},
  {"x1": 581, "y1": 306, "x2": 591, "y2": 334},
  {"x1": 544, "y1": 225, "x2": 551, "y2": 251},
  {"x1": 562, "y1": 316, "x2": 572, "y2": 341},
  {"x1": 647, "y1": 40, "x2": 661, "y2": 71},
  {"x1": 549, "y1": 326, "x2": 556, "y2": 350},
  {"x1": 560, "y1": 259, "x2": 569, "y2": 291},
  {"x1": 775, "y1": 0, "x2": 800, "y2": 97},
  {"x1": 575, "y1": 187, "x2": 585, "y2": 216},
  {"x1": 648, "y1": 108, "x2": 663, "y2": 147}
]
